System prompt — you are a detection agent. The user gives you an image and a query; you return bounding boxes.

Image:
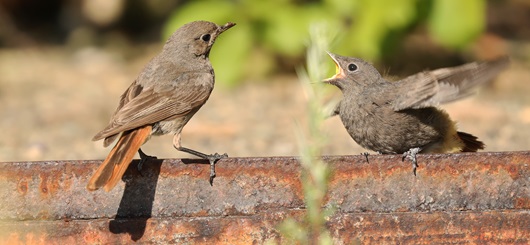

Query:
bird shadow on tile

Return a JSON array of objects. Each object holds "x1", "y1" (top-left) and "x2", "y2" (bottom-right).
[{"x1": 108, "y1": 157, "x2": 163, "y2": 241}]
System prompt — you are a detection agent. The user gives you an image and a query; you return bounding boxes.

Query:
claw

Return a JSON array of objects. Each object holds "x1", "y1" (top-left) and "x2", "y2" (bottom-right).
[
  {"x1": 176, "y1": 146, "x2": 228, "y2": 185},
  {"x1": 402, "y1": 147, "x2": 421, "y2": 176},
  {"x1": 207, "y1": 152, "x2": 228, "y2": 186},
  {"x1": 138, "y1": 148, "x2": 157, "y2": 172},
  {"x1": 360, "y1": 152, "x2": 370, "y2": 163}
]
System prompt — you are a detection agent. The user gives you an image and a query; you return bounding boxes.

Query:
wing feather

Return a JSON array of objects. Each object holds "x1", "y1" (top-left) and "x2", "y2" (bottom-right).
[
  {"x1": 93, "y1": 72, "x2": 213, "y2": 142},
  {"x1": 392, "y1": 57, "x2": 509, "y2": 111}
]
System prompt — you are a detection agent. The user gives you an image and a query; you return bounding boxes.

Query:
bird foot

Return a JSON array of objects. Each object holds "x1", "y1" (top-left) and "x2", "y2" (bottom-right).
[
  {"x1": 402, "y1": 147, "x2": 421, "y2": 176},
  {"x1": 137, "y1": 149, "x2": 157, "y2": 172},
  {"x1": 207, "y1": 153, "x2": 228, "y2": 186},
  {"x1": 360, "y1": 152, "x2": 370, "y2": 163}
]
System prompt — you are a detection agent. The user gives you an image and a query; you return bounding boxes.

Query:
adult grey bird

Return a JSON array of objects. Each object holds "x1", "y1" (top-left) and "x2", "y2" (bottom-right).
[
  {"x1": 324, "y1": 52, "x2": 509, "y2": 174},
  {"x1": 88, "y1": 21, "x2": 235, "y2": 191}
]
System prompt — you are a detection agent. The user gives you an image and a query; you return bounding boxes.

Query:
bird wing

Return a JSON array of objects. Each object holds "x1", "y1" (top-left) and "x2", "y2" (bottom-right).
[
  {"x1": 391, "y1": 57, "x2": 509, "y2": 111},
  {"x1": 93, "y1": 72, "x2": 213, "y2": 142}
]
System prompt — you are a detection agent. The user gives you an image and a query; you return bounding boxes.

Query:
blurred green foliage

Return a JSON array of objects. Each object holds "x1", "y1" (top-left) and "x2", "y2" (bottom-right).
[
  {"x1": 428, "y1": 0, "x2": 485, "y2": 48},
  {"x1": 164, "y1": 0, "x2": 486, "y2": 86},
  {"x1": 277, "y1": 23, "x2": 335, "y2": 245}
]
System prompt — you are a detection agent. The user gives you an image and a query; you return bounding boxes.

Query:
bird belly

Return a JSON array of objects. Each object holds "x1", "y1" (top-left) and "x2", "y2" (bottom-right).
[
  {"x1": 152, "y1": 109, "x2": 198, "y2": 136},
  {"x1": 340, "y1": 107, "x2": 450, "y2": 154},
  {"x1": 340, "y1": 112, "x2": 401, "y2": 154}
]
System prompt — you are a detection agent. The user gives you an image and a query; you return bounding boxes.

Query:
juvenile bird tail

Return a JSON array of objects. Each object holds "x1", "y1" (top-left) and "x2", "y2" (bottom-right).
[
  {"x1": 457, "y1": 131, "x2": 485, "y2": 152},
  {"x1": 87, "y1": 125, "x2": 152, "y2": 192}
]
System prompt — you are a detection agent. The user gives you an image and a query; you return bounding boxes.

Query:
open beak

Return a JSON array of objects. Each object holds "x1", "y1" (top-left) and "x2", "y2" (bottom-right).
[{"x1": 323, "y1": 51, "x2": 345, "y2": 83}]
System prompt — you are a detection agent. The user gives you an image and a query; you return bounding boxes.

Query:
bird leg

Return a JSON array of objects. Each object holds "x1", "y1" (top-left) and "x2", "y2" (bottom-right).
[
  {"x1": 137, "y1": 148, "x2": 157, "y2": 171},
  {"x1": 176, "y1": 146, "x2": 228, "y2": 185},
  {"x1": 402, "y1": 147, "x2": 422, "y2": 176},
  {"x1": 360, "y1": 152, "x2": 370, "y2": 163},
  {"x1": 173, "y1": 133, "x2": 227, "y2": 185}
]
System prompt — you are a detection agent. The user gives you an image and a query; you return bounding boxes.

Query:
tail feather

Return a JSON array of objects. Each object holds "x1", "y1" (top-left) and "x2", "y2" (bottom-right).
[
  {"x1": 457, "y1": 131, "x2": 485, "y2": 152},
  {"x1": 87, "y1": 125, "x2": 152, "y2": 192}
]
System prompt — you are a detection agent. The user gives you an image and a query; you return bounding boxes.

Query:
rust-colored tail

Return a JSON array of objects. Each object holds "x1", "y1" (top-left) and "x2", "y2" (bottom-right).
[
  {"x1": 457, "y1": 131, "x2": 485, "y2": 152},
  {"x1": 87, "y1": 125, "x2": 152, "y2": 192}
]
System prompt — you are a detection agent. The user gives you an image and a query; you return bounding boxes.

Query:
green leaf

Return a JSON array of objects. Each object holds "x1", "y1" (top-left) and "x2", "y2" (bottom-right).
[
  {"x1": 261, "y1": 5, "x2": 308, "y2": 57},
  {"x1": 339, "y1": 0, "x2": 418, "y2": 59},
  {"x1": 162, "y1": 1, "x2": 235, "y2": 40},
  {"x1": 428, "y1": 0, "x2": 485, "y2": 48},
  {"x1": 323, "y1": 0, "x2": 358, "y2": 17},
  {"x1": 162, "y1": 1, "x2": 249, "y2": 86},
  {"x1": 210, "y1": 23, "x2": 253, "y2": 87},
  {"x1": 263, "y1": 4, "x2": 339, "y2": 57}
]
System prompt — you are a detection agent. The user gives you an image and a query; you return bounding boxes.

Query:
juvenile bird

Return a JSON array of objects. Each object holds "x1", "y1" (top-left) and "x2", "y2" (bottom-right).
[
  {"x1": 88, "y1": 21, "x2": 235, "y2": 191},
  {"x1": 324, "y1": 52, "x2": 509, "y2": 174}
]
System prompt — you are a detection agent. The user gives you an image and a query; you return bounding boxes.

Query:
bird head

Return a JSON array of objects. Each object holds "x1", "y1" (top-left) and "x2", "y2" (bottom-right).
[
  {"x1": 164, "y1": 21, "x2": 236, "y2": 59},
  {"x1": 323, "y1": 52, "x2": 382, "y2": 90}
]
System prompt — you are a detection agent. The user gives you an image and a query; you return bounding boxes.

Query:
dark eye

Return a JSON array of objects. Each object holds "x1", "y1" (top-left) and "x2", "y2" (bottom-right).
[
  {"x1": 201, "y1": 34, "x2": 211, "y2": 42},
  {"x1": 348, "y1": 63, "x2": 358, "y2": 72}
]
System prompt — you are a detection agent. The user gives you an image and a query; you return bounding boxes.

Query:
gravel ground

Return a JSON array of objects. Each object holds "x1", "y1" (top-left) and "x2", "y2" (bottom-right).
[{"x1": 0, "y1": 46, "x2": 529, "y2": 162}]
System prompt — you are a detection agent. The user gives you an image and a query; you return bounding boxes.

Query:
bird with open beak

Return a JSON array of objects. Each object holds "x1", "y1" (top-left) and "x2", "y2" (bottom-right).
[{"x1": 323, "y1": 52, "x2": 509, "y2": 174}]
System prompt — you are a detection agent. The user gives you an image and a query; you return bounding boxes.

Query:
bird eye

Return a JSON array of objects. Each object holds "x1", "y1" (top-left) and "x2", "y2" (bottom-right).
[
  {"x1": 348, "y1": 63, "x2": 358, "y2": 72},
  {"x1": 201, "y1": 34, "x2": 211, "y2": 42}
]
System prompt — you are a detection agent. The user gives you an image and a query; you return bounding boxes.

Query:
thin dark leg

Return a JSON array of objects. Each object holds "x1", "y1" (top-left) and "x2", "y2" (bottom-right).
[
  {"x1": 177, "y1": 146, "x2": 228, "y2": 185},
  {"x1": 360, "y1": 152, "x2": 370, "y2": 163},
  {"x1": 402, "y1": 147, "x2": 421, "y2": 176},
  {"x1": 137, "y1": 148, "x2": 157, "y2": 171}
]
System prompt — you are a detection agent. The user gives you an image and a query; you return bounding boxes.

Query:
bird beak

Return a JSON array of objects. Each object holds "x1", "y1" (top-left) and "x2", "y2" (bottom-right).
[
  {"x1": 208, "y1": 22, "x2": 236, "y2": 48},
  {"x1": 217, "y1": 22, "x2": 236, "y2": 35},
  {"x1": 323, "y1": 51, "x2": 345, "y2": 83}
]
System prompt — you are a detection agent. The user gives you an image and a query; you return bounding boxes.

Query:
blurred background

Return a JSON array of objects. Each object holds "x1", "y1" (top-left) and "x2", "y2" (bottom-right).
[{"x1": 0, "y1": 0, "x2": 528, "y2": 162}]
